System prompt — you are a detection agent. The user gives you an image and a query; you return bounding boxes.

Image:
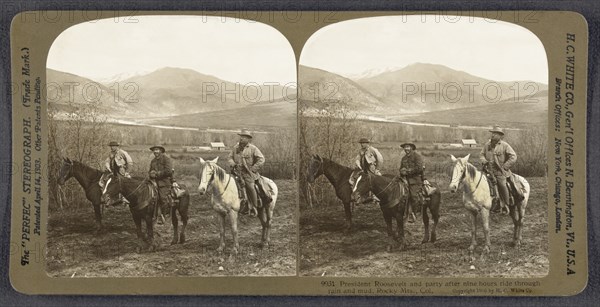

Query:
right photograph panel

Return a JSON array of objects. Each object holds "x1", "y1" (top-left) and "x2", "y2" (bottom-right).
[{"x1": 298, "y1": 15, "x2": 549, "y2": 277}]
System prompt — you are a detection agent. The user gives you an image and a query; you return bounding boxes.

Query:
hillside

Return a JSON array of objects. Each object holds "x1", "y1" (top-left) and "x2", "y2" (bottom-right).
[
  {"x1": 46, "y1": 68, "x2": 142, "y2": 118},
  {"x1": 356, "y1": 63, "x2": 548, "y2": 113},
  {"x1": 298, "y1": 65, "x2": 384, "y2": 110},
  {"x1": 148, "y1": 99, "x2": 297, "y2": 129},
  {"x1": 389, "y1": 93, "x2": 549, "y2": 127}
]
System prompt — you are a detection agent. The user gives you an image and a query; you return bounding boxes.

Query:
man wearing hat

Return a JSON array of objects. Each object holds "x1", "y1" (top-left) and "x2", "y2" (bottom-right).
[
  {"x1": 399, "y1": 142, "x2": 423, "y2": 223},
  {"x1": 149, "y1": 145, "x2": 174, "y2": 215},
  {"x1": 105, "y1": 141, "x2": 133, "y2": 178},
  {"x1": 228, "y1": 129, "x2": 265, "y2": 217},
  {"x1": 480, "y1": 125, "x2": 521, "y2": 213},
  {"x1": 354, "y1": 138, "x2": 383, "y2": 176},
  {"x1": 104, "y1": 141, "x2": 133, "y2": 206}
]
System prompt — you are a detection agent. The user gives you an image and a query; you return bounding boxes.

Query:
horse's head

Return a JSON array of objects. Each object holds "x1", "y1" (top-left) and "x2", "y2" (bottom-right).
[
  {"x1": 198, "y1": 157, "x2": 219, "y2": 195},
  {"x1": 449, "y1": 154, "x2": 470, "y2": 193},
  {"x1": 100, "y1": 173, "x2": 119, "y2": 204},
  {"x1": 307, "y1": 154, "x2": 324, "y2": 183},
  {"x1": 57, "y1": 157, "x2": 74, "y2": 185},
  {"x1": 350, "y1": 172, "x2": 370, "y2": 204}
]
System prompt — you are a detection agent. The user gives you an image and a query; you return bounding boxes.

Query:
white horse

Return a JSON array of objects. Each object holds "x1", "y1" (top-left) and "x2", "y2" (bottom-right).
[
  {"x1": 449, "y1": 154, "x2": 530, "y2": 256},
  {"x1": 197, "y1": 157, "x2": 278, "y2": 254}
]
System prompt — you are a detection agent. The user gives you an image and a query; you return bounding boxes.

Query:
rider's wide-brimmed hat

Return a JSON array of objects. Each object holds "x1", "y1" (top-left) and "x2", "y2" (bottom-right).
[
  {"x1": 108, "y1": 141, "x2": 120, "y2": 146},
  {"x1": 489, "y1": 125, "x2": 505, "y2": 135},
  {"x1": 237, "y1": 128, "x2": 253, "y2": 138},
  {"x1": 358, "y1": 138, "x2": 370, "y2": 143},
  {"x1": 400, "y1": 143, "x2": 416, "y2": 150},
  {"x1": 149, "y1": 145, "x2": 166, "y2": 152}
]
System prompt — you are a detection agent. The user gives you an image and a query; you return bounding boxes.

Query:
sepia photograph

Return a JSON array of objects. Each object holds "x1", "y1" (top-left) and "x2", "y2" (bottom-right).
[
  {"x1": 299, "y1": 15, "x2": 549, "y2": 277},
  {"x1": 45, "y1": 15, "x2": 297, "y2": 277}
]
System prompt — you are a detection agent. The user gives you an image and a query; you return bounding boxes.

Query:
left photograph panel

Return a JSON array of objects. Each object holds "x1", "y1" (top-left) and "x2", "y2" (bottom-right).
[{"x1": 45, "y1": 15, "x2": 297, "y2": 277}]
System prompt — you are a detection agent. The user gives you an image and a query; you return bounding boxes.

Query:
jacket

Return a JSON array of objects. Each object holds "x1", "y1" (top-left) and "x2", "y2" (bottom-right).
[
  {"x1": 105, "y1": 149, "x2": 133, "y2": 176},
  {"x1": 228, "y1": 143, "x2": 265, "y2": 180},
  {"x1": 354, "y1": 146, "x2": 383, "y2": 174},
  {"x1": 480, "y1": 140, "x2": 517, "y2": 177},
  {"x1": 149, "y1": 154, "x2": 173, "y2": 187},
  {"x1": 400, "y1": 151, "x2": 424, "y2": 185}
]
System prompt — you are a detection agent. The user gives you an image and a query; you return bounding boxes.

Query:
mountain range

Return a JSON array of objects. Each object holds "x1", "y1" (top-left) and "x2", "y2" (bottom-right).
[
  {"x1": 47, "y1": 67, "x2": 293, "y2": 119},
  {"x1": 299, "y1": 63, "x2": 548, "y2": 124}
]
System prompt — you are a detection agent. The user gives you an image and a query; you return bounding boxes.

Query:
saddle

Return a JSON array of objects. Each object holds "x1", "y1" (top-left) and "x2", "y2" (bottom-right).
[{"x1": 231, "y1": 173, "x2": 273, "y2": 207}]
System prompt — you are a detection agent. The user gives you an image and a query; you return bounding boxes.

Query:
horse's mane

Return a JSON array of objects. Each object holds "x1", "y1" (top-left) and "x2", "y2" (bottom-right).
[
  {"x1": 466, "y1": 162, "x2": 478, "y2": 179},
  {"x1": 71, "y1": 160, "x2": 104, "y2": 180},
  {"x1": 200, "y1": 161, "x2": 227, "y2": 183}
]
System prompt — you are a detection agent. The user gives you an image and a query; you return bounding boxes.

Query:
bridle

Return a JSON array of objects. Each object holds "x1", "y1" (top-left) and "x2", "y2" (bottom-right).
[
  {"x1": 353, "y1": 172, "x2": 398, "y2": 201},
  {"x1": 201, "y1": 162, "x2": 231, "y2": 198},
  {"x1": 450, "y1": 161, "x2": 484, "y2": 194},
  {"x1": 102, "y1": 174, "x2": 146, "y2": 200}
]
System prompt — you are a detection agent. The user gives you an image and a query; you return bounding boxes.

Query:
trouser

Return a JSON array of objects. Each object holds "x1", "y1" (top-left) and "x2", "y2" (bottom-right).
[
  {"x1": 408, "y1": 184, "x2": 422, "y2": 213},
  {"x1": 495, "y1": 175, "x2": 510, "y2": 207},
  {"x1": 242, "y1": 176, "x2": 258, "y2": 210},
  {"x1": 158, "y1": 186, "x2": 173, "y2": 214}
]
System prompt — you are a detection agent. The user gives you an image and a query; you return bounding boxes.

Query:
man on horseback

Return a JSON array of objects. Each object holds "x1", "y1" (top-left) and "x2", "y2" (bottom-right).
[
  {"x1": 480, "y1": 125, "x2": 525, "y2": 213},
  {"x1": 105, "y1": 141, "x2": 133, "y2": 177},
  {"x1": 149, "y1": 145, "x2": 173, "y2": 219},
  {"x1": 352, "y1": 138, "x2": 383, "y2": 203},
  {"x1": 104, "y1": 141, "x2": 133, "y2": 205},
  {"x1": 354, "y1": 138, "x2": 383, "y2": 175},
  {"x1": 228, "y1": 129, "x2": 268, "y2": 217},
  {"x1": 399, "y1": 142, "x2": 424, "y2": 223}
]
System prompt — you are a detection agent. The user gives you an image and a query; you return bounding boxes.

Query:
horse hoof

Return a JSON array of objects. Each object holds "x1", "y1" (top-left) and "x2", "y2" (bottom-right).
[
  {"x1": 217, "y1": 247, "x2": 224, "y2": 254},
  {"x1": 179, "y1": 234, "x2": 186, "y2": 244},
  {"x1": 232, "y1": 248, "x2": 239, "y2": 255},
  {"x1": 483, "y1": 246, "x2": 490, "y2": 254},
  {"x1": 421, "y1": 238, "x2": 429, "y2": 244},
  {"x1": 170, "y1": 239, "x2": 178, "y2": 245},
  {"x1": 260, "y1": 241, "x2": 270, "y2": 249},
  {"x1": 430, "y1": 234, "x2": 437, "y2": 243}
]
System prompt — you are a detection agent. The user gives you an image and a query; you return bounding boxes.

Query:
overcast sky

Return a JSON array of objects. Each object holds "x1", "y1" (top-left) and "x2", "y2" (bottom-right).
[
  {"x1": 300, "y1": 15, "x2": 548, "y2": 83},
  {"x1": 48, "y1": 15, "x2": 296, "y2": 84}
]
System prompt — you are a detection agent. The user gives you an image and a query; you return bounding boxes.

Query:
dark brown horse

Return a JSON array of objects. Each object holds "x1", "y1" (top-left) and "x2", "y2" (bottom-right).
[
  {"x1": 100, "y1": 173, "x2": 190, "y2": 250},
  {"x1": 306, "y1": 154, "x2": 355, "y2": 231},
  {"x1": 57, "y1": 158, "x2": 105, "y2": 231},
  {"x1": 351, "y1": 172, "x2": 442, "y2": 251}
]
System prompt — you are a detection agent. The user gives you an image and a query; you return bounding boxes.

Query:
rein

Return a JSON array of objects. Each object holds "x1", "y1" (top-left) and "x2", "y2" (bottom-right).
[
  {"x1": 205, "y1": 164, "x2": 232, "y2": 198},
  {"x1": 367, "y1": 173, "x2": 399, "y2": 198},
  {"x1": 452, "y1": 162, "x2": 485, "y2": 195}
]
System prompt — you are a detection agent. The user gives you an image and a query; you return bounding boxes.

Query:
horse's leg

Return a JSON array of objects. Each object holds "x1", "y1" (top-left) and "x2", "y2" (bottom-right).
[
  {"x1": 131, "y1": 208, "x2": 145, "y2": 252},
  {"x1": 170, "y1": 206, "x2": 179, "y2": 245},
  {"x1": 511, "y1": 201, "x2": 525, "y2": 248},
  {"x1": 381, "y1": 207, "x2": 395, "y2": 252},
  {"x1": 481, "y1": 207, "x2": 491, "y2": 254},
  {"x1": 421, "y1": 201, "x2": 430, "y2": 244},
  {"x1": 258, "y1": 206, "x2": 268, "y2": 248},
  {"x1": 468, "y1": 210, "x2": 478, "y2": 255},
  {"x1": 145, "y1": 207, "x2": 156, "y2": 252},
  {"x1": 216, "y1": 211, "x2": 226, "y2": 253},
  {"x1": 179, "y1": 203, "x2": 188, "y2": 244},
  {"x1": 395, "y1": 205, "x2": 406, "y2": 250},
  {"x1": 343, "y1": 202, "x2": 353, "y2": 233},
  {"x1": 229, "y1": 210, "x2": 239, "y2": 255},
  {"x1": 430, "y1": 193, "x2": 440, "y2": 243},
  {"x1": 92, "y1": 201, "x2": 103, "y2": 232},
  {"x1": 265, "y1": 202, "x2": 275, "y2": 248}
]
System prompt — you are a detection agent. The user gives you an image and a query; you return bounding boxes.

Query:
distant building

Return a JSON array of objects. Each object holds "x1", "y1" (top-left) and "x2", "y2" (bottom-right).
[
  {"x1": 461, "y1": 139, "x2": 477, "y2": 148},
  {"x1": 184, "y1": 146, "x2": 210, "y2": 152},
  {"x1": 210, "y1": 142, "x2": 226, "y2": 151},
  {"x1": 450, "y1": 143, "x2": 463, "y2": 148}
]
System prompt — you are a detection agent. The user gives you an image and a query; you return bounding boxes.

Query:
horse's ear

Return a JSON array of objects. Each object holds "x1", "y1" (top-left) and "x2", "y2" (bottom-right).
[
  {"x1": 199, "y1": 157, "x2": 205, "y2": 163},
  {"x1": 211, "y1": 156, "x2": 219, "y2": 164},
  {"x1": 464, "y1": 154, "x2": 471, "y2": 162},
  {"x1": 450, "y1": 154, "x2": 457, "y2": 162}
]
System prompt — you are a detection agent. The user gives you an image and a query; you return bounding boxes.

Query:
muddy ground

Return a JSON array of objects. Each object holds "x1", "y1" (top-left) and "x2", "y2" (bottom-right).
[
  {"x1": 46, "y1": 180, "x2": 297, "y2": 277},
  {"x1": 300, "y1": 177, "x2": 548, "y2": 277}
]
